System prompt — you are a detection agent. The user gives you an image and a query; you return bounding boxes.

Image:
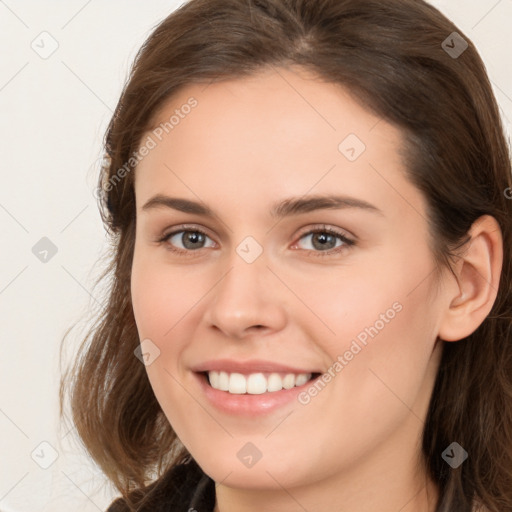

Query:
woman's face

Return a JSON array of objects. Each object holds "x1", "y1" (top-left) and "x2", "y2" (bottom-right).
[{"x1": 131, "y1": 66, "x2": 447, "y2": 496}]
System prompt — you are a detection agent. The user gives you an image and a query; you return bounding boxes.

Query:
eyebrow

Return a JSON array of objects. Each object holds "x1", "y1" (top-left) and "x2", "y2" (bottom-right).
[{"x1": 141, "y1": 194, "x2": 384, "y2": 218}]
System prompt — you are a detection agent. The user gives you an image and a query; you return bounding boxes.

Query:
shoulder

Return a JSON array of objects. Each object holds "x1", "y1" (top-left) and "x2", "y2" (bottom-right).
[
  {"x1": 105, "y1": 458, "x2": 213, "y2": 512},
  {"x1": 105, "y1": 496, "x2": 129, "y2": 512}
]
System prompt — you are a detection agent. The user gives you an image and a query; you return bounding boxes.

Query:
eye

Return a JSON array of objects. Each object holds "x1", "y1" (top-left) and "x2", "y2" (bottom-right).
[
  {"x1": 159, "y1": 226, "x2": 216, "y2": 255},
  {"x1": 157, "y1": 224, "x2": 355, "y2": 258},
  {"x1": 292, "y1": 226, "x2": 355, "y2": 257}
]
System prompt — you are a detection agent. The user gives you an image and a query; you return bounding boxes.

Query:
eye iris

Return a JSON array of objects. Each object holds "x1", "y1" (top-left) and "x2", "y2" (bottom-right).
[
  {"x1": 182, "y1": 231, "x2": 205, "y2": 249},
  {"x1": 312, "y1": 232, "x2": 336, "y2": 251}
]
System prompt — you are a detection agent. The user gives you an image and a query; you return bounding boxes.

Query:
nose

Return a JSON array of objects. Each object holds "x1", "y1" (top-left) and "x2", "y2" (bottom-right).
[{"x1": 202, "y1": 253, "x2": 288, "y2": 340}]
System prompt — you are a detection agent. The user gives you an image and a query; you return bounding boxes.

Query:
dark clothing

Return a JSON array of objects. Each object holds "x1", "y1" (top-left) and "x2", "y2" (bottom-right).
[
  {"x1": 106, "y1": 459, "x2": 215, "y2": 512},
  {"x1": 106, "y1": 460, "x2": 481, "y2": 512}
]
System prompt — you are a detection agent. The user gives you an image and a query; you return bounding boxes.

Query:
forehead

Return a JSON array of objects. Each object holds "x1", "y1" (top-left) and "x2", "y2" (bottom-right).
[
  {"x1": 134, "y1": 66, "x2": 425, "y2": 224},
  {"x1": 142, "y1": 66, "x2": 393, "y2": 159}
]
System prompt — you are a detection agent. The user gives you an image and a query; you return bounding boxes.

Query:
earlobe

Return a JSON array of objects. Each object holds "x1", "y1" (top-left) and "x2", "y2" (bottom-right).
[{"x1": 438, "y1": 215, "x2": 503, "y2": 342}]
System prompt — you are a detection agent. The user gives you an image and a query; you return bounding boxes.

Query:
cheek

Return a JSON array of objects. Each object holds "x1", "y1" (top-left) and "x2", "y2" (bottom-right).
[
  {"x1": 130, "y1": 253, "x2": 205, "y2": 431},
  {"x1": 303, "y1": 235, "x2": 439, "y2": 404},
  {"x1": 290, "y1": 242, "x2": 434, "y2": 356},
  {"x1": 130, "y1": 251, "x2": 207, "y2": 345}
]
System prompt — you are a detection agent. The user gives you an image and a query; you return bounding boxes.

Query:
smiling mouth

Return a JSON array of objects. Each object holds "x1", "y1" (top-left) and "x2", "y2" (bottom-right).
[{"x1": 202, "y1": 371, "x2": 321, "y2": 395}]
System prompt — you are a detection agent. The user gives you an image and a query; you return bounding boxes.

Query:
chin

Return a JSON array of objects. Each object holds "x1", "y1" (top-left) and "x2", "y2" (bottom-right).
[{"x1": 196, "y1": 452, "x2": 311, "y2": 490}]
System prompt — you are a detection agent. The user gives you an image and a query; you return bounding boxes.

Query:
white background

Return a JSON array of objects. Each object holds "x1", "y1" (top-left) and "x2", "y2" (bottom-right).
[{"x1": 0, "y1": 1, "x2": 511, "y2": 510}]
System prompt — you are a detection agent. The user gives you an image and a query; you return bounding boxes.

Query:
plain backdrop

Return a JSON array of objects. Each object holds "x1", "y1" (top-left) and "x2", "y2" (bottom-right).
[{"x1": 0, "y1": 1, "x2": 511, "y2": 510}]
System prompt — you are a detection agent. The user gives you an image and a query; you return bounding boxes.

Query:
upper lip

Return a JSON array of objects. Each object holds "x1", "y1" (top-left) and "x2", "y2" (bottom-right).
[{"x1": 191, "y1": 359, "x2": 320, "y2": 375}]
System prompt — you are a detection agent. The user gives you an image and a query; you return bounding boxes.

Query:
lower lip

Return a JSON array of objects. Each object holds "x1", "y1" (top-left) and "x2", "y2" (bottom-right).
[{"x1": 194, "y1": 372, "x2": 318, "y2": 416}]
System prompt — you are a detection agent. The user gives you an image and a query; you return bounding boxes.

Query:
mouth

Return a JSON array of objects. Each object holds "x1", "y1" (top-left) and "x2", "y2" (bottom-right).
[{"x1": 200, "y1": 370, "x2": 321, "y2": 395}]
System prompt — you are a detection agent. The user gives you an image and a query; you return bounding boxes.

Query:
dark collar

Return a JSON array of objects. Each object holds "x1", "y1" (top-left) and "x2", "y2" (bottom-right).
[
  {"x1": 188, "y1": 472, "x2": 216, "y2": 511},
  {"x1": 106, "y1": 459, "x2": 216, "y2": 512}
]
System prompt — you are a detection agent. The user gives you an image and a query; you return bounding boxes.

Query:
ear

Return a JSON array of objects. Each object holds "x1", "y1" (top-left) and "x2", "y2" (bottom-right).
[{"x1": 438, "y1": 215, "x2": 503, "y2": 342}]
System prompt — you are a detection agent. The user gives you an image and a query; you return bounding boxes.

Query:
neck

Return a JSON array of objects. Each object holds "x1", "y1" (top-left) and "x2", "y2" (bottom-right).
[
  {"x1": 214, "y1": 466, "x2": 439, "y2": 512},
  {"x1": 213, "y1": 416, "x2": 440, "y2": 512}
]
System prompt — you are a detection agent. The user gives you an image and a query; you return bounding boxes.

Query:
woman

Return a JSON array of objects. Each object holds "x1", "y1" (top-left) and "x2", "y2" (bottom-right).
[{"x1": 59, "y1": 0, "x2": 512, "y2": 511}]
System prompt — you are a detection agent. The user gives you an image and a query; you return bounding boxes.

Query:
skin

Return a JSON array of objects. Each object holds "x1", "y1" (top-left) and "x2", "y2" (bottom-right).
[{"x1": 130, "y1": 65, "x2": 503, "y2": 512}]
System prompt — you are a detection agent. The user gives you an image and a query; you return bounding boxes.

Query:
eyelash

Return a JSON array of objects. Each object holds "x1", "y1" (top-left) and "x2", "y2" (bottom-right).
[{"x1": 157, "y1": 224, "x2": 355, "y2": 259}]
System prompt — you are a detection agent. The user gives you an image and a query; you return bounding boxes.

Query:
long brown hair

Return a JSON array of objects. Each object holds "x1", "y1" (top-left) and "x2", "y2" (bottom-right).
[{"x1": 59, "y1": 0, "x2": 512, "y2": 510}]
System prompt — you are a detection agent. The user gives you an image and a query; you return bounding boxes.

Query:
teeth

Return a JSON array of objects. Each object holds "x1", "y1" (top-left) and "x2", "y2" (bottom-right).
[
  {"x1": 229, "y1": 373, "x2": 246, "y2": 394},
  {"x1": 207, "y1": 371, "x2": 312, "y2": 394},
  {"x1": 247, "y1": 373, "x2": 267, "y2": 394},
  {"x1": 267, "y1": 373, "x2": 283, "y2": 392},
  {"x1": 295, "y1": 373, "x2": 309, "y2": 386},
  {"x1": 218, "y1": 371, "x2": 229, "y2": 391},
  {"x1": 282, "y1": 374, "x2": 295, "y2": 389}
]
